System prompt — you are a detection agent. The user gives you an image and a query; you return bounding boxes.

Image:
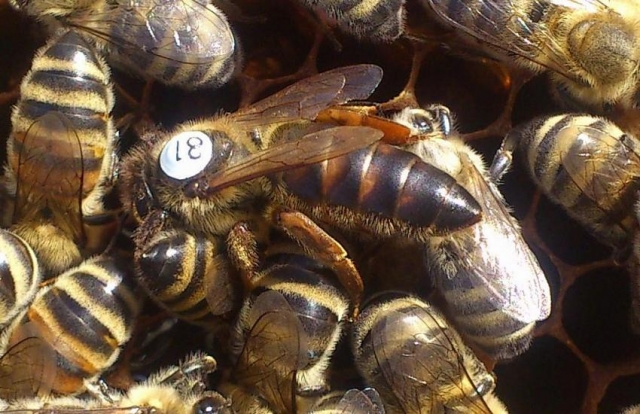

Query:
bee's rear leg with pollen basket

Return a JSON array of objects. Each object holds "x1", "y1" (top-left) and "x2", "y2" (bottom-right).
[{"x1": 272, "y1": 207, "x2": 364, "y2": 320}]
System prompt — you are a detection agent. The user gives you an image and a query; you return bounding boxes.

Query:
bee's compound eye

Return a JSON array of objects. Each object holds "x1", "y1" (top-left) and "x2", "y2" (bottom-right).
[
  {"x1": 194, "y1": 395, "x2": 231, "y2": 414},
  {"x1": 159, "y1": 131, "x2": 213, "y2": 180}
]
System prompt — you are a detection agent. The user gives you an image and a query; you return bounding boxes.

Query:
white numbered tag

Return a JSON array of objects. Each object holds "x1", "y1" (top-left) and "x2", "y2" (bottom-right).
[{"x1": 159, "y1": 131, "x2": 213, "y2": 180}]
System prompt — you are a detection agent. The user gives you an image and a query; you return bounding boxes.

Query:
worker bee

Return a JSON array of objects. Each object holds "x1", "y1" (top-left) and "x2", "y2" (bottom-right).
[
  {"x1": 9, "y1": 0, "x2": 239, "y2": 89},
  {"x1": 0, "y1": 352, "x2": 233, "y2": 413},
  {"x1": 298, "y1": 0, "x2": 406, "y2": 42},
  {"x1": 423, "y1": 0, "x2": 640, "y2": 111},
  {"x1": 229, "y1": 231, "x2": 352, "y2": 413},
  {"x1": 491, "y1": 113, "x2": 640, "y2": 256},
  {"x1": 622, "y1": 405, "x2": 640, "y2": 414},
  {"x1": 0, "y1": 254, "x2": 140, "y2": 398},
  {"x1": 308, "y1": 388, "x2": 386, "y2": 414},
  {"x1": 133, "y1": 216, "x2": 240, "y2": 327},
  {"x1": 120, "y1": 64, "x2": 483, "y2": 318},
  {"x1": 394, "y1": 105, "x2": 550, "y2": 359},
  {"x1": 0, "y1": 230, "x2": 41, "y2": 331},
  {"x1": 2, "y1": 29, "x2": 119, "y2": 277},
  {"x1": 351, "y1": 293, "x2": 508, "y2": 413}
]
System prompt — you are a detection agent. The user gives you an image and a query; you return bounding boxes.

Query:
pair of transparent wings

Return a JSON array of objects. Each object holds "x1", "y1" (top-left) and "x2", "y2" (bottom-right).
[{"x1": 426, "y1": 0, "x2": 614, "y2": 81}]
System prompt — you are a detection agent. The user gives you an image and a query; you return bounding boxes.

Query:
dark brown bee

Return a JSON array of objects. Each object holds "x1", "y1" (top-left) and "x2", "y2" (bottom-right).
[
  {"x1": 120, "y1": 64, "x2": 482, "y2": 321},
  {"x1": 9, "y1": 0, "x2": 240, "y2": 89},
  {"x1": 351, "y1": 293, "x2": 508, "y2": 414},
  {"x1": 0, "y1": 254, "x2": 140, "y2": 398},
  {"x1": 2, "y1": 29, "x2": 119, "y2": 277}
]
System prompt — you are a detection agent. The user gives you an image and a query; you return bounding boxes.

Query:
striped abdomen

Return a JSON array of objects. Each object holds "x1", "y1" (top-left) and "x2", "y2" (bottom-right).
[
  {"x1": 278, "y1": 142, "x2": 481, "y2": 240},
  {"x1": 426, "y1": 0, "x2": 560, "y2": 70},
  {"x1": 102, "y1": 0, "x2": 238, "y2": 89},
  {"x1": 302, "y1": 0, "x2": 405, "y2": 41},
  {"x1": 0, "y1": 230, "x2": 41, "y2": 330},
  {"x1": 19, "y1": 255, "x2": 139, "y2": 395},
  {"x1": 438, "y1": 272, "x2": 536, "y2": 359},
  {"x1": 351, "y1": 294, "x2": 497, "y2": 413},
  {"x1": 135, "y1": 227, "x2": 239, "y2": 326},
  {"x1": 513, "y1": 114, "x2": 640, "y2": 248},
  {"x1": 8, "y1": 29, "x2": 114, "y2": 203}
]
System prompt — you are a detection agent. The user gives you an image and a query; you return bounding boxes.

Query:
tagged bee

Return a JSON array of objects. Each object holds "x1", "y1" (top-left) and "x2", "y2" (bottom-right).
[
  {"x1": 423, "y1": 0, "x2": 640, "y2": 111},
  {"x1": 229, "y1": 228, "x2": 354, "y2": 413},
  {"x1": 120, "y1": 64, "x2": 483, "y2": 318},
  {"x1": 351, "y1": 293, "x2": 508, "y2": 414},
  {"x1": 0, "y1": 254, "x2": 140, "y2": 398},
  {"x1": 9, "y1": 0, "x2": 239, "y2": 89},
  {"x1": 490, "y1": 113, "x2": 640, "y2": 256},
  {"x1": 0, "y1": 230, "x2": 41, "y2": 331},
  {"x1": 0, "y1": 352, "x2": 233, "y2": 413},
  {"x1": 393, "y1": 104, "x2": 550, "y2": 359},
  {"x1": 2, "y1": 29, "x2": 120, "y2": 277},
  {"x1": 297, "y1": 0, "x2": 406, "y2": 42}
]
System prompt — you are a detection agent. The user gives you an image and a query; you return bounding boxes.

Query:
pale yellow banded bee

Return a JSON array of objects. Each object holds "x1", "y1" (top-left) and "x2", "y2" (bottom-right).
[
  {"x1": 0, "y1": 254, "x2": 140, "y2": 399},
  {"x1": 352, "y1": 293, "x2": 508, "y2": 413},
  {"x1": 9, "y1": 0, "x2": 240, "y2": 89},
  {"x1": 0, "y1": 352, "x2": 232, "y2": 413},
  {"x1": 395, "y1": 105, "x2": 550, "y2": 359},
  {"x1": 298, "y1": 0, "x2": 406, "y2": 42},
  {"x1": 0, "y1": 230, "x2": 41, "y2": 331},
  {"x1": 424, "y1": 0, "x2": 640, "y2": 111},
  {"x1": 2, "y1": 29, "x2": 119, "y2": 277}
]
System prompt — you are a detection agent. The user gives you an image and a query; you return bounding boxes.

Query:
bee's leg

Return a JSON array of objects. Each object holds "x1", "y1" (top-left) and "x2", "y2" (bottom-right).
[
  {"x1": 272, "y1": 208, "x2": 363, "y2": 319},
  {"x1": 84, "y1": 379, "x2": 114, "y2": 405},
  {"x1": 489, "y1": 129, "x2": 518, "y2": 183},
  {"x1": 113, "y1": 79, "x2": 156, "y2": 138},
  {"x1": 227, "y1": 221, "x2": 262, "y2": 293},
  {"x1": 463, "y1": 68, "x2": 533, "y2": 142}
]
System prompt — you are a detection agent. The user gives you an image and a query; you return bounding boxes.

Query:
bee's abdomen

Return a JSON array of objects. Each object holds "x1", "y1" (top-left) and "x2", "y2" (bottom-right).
[
  {"x1": 0, "y1": 230, "x2": 40, "y2": 330},
  {"x1": 25, "y1": 256, "x2": 139, "y2": 394},
  {"x1": 439, "y1": 276, "x2": 535, "y2": 359},
  {"x1": 281, "y1": 142, "x2": 481, "y2": 234},
  {"x1": 13, "y1": 30, "x2": 112, "y2": 138},
  {"x1": 9, "y1": 30, "x2": 112, "y2": 196},
  {"x1": 135, "y1": 230, "x2": 237, "y2": 325}
]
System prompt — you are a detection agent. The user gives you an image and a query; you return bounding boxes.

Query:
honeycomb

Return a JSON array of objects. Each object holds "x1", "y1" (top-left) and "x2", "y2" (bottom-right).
[{"x1": 1, "y1": 0, "x2": 640, "y2": 413}]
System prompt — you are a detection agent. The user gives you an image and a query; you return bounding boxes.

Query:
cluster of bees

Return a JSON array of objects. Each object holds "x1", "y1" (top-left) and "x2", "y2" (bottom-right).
[{"x1": 2, "y1": 0, "x2": 640, "y2": 412}]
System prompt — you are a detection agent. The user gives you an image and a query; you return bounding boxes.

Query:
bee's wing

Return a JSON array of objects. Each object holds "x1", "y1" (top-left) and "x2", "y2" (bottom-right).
[
  {"x1": 372, "y1": 309, "x2": 492, "y2": 414},
  {"x1": 425, "y1": 0, "x2": 610, "y2": 81},
  {"x1": 76, "y1": 0, "x2": 234, "y2": 64},
  {"x1": 371, "y1": 308, "x2": 448, "y2": 414},
  {"x1": 233, "y1": 290, "x2": 309, "y2": 414},
  {"x1": 10, "y1": 111, "x2": 84, "y2": 246},
  {"x1": 230, "y1": 65, "x2": 383, "y2": 128},
  {"x1": 334, "y1": 388, "x2": 386, "y2": 414},
  {"x1": 558, "y1": 123, "x2": 640, "y2": 212},
  {"x1": 453, "y1": 153, "x2": 551, "y2": 322},
  {"x1": 0, "y1": 322, "x2": 57, "y2": 400},
  {"x1": 204, "y1": 126, "x2": 383, "y2": 194}
]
